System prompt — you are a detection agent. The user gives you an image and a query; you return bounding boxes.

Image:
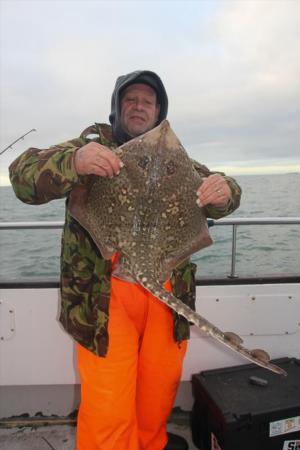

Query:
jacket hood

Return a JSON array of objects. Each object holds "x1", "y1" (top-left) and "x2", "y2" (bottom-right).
[{"x1": 109, "y1": 70, "x2": 168, "y2": 144}]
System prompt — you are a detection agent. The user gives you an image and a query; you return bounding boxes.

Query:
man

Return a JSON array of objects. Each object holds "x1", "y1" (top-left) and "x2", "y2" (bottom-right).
[{"x1": 9, "y1": 70, "x2": 241, "y2": 450}]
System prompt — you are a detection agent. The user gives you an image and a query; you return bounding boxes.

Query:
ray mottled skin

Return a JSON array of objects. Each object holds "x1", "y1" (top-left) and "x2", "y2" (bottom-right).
[{"x1": 69, "y1": 121, "x2": 287, "y2": 377}]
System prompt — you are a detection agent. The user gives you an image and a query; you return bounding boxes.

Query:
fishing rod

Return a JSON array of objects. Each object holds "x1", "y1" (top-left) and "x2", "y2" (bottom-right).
[{"x1": 0, "y1": 128, "x2": 36, "y2": 156}]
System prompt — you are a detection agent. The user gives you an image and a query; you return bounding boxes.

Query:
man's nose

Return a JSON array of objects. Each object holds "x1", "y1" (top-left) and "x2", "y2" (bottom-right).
[{"x1": 133, "y1": 99, "x2": 144, "y2": 110}]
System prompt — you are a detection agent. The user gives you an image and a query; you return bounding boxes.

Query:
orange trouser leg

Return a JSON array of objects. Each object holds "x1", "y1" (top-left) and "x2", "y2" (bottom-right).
[
  {"x1": 76, "y1": 277, "x2": 187, "y2": 450},
  {"x1": 136, "y1": 292, "x2": 187, "y2": 450}
]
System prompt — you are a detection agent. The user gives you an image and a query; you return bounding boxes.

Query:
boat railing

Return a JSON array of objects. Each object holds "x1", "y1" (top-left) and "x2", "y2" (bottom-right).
[
  {"x1": 208, "y1": 217, "x2": 300, "y2": 278},
  {"x1": 1, "y1": 218, "x2": 300, "y2": 283}
]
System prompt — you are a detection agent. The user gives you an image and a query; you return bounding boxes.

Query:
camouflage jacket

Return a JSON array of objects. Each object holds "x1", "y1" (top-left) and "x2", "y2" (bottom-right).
[{"x1": 9, "y1": 123, "x2": 242, "y2": 356}]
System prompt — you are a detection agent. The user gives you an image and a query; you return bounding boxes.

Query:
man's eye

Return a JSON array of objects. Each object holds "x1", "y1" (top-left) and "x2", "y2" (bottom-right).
[{"x1": 144, "y1": 99, "x2": 155, "y2": 106}]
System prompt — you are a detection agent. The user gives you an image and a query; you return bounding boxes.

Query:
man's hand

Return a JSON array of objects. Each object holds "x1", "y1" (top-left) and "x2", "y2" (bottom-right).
[
  {"x1": 196, "y1": 174, "x2": 232, "y2": 207},
  {"x1": 74, "y1": 142, "x2": 123, "y2": 177}
]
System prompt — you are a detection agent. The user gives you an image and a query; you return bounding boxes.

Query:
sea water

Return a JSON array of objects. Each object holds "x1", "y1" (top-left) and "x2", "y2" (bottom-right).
[{"x1": 0, "y1": 173, "x2": 299, "y2": 280}]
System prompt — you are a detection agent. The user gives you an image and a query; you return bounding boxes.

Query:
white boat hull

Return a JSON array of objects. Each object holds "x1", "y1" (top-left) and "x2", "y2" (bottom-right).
[{"x1": 1, "y1": 282, "x2": 299, "y2": 417}]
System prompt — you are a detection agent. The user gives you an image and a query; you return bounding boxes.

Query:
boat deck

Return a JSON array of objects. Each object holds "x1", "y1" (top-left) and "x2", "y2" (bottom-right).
[{"x1": 0, "y1": 418, "x2": 199, "y2": 450}]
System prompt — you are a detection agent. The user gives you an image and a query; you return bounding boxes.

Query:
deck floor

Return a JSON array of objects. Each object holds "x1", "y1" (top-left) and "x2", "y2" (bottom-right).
[{"x1": 0, "y1": 422, "x2": 199, "y2": 450}]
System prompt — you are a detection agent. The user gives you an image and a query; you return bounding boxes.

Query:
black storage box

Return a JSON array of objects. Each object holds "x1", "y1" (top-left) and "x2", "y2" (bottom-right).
[{"x1": 191, "y1": 358, "x2": 300, "y2": 450}]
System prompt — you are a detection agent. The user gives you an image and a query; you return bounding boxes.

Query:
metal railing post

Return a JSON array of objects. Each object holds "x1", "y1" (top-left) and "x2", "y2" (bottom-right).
[{"x1": 229, "y1": 224, "x2": 238, "y2": 278}]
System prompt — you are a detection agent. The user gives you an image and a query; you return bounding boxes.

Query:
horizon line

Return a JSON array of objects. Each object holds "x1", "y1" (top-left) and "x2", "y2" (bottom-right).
[{"x1": 1, "y1": 170, "x2": 300, "y2": 187}]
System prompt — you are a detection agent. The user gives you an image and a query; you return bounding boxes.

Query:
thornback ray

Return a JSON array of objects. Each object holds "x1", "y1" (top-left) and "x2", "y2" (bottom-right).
[{"x1": 69, "y1": 120, "x2": 287, "y2": 377}]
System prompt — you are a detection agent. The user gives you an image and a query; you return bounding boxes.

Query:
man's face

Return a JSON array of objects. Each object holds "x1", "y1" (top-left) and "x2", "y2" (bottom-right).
[{"x1": 120, "y1": 83, "x2": 160, "y2": 137}]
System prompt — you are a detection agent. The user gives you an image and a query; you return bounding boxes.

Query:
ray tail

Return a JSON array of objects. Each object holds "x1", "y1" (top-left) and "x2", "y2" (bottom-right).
[{"x1": 137, "y1": 275, "x2": 287, "y2": 376}]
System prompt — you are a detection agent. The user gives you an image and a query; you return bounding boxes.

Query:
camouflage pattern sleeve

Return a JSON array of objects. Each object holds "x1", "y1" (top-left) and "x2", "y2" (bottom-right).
[
  {"x1": 192, "y1": 160, "x2": 242, "y2": 219},
  {"x1": 9, "y1": 136, "x2": 87, "y2": 205}
]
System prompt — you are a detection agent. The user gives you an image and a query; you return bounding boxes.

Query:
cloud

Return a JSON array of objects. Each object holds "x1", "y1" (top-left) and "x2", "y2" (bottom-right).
[{"x1": 1, "y1": 0, "x2": 299, "y2": 181}]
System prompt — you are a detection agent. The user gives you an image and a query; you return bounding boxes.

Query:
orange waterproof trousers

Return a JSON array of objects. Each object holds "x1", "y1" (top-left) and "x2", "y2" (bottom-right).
[{"x1": 76, "y1": 276, "x2": 187, "y2": 450}]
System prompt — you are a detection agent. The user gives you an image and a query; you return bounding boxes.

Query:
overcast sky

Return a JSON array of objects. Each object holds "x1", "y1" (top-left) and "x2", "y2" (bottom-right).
[{"x1": 1, "y1": 0, "x2": 300, "y2": 185}]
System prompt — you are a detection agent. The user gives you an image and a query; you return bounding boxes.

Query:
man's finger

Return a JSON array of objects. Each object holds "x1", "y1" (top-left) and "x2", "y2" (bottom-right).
[{"x1": 96, "y1": 150, "x2": 123, "y2": 176}]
